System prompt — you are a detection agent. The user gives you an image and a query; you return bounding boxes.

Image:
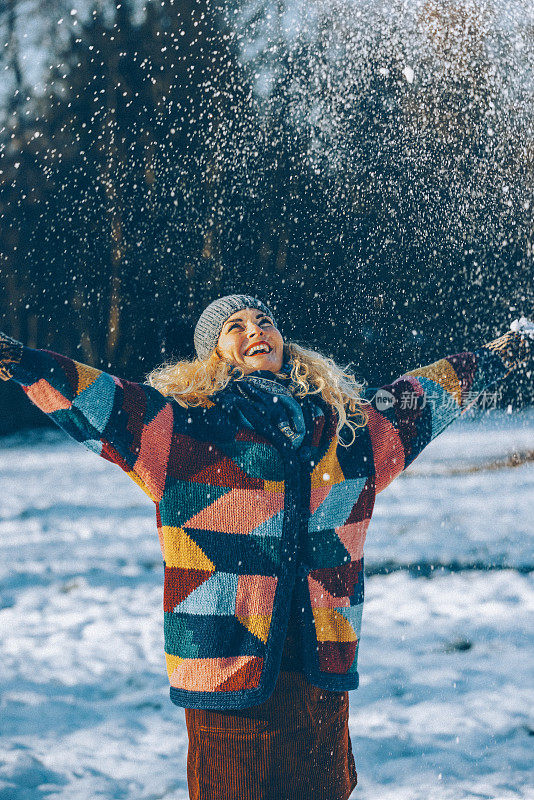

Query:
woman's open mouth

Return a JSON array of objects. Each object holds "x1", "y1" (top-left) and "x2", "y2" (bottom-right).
[{"x1": 244, "y1": 341, "x2": 273, "y2": 357}]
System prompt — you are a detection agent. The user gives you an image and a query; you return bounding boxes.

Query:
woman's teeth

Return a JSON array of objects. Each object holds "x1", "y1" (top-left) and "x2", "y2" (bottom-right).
[{"x1": 246, "y1": 344, "x2": 271, "y2": 356}]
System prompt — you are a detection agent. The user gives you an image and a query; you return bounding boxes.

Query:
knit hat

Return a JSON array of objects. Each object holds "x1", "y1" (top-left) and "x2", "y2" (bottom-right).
[{"x1": 194, "y1": 295, "x2": 277, "y2": 360}]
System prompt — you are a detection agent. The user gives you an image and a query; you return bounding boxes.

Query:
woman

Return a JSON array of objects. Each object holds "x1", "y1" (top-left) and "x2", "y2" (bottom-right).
[{"x1": 0, "y1": 295, "x2": 532, "y2": 800}]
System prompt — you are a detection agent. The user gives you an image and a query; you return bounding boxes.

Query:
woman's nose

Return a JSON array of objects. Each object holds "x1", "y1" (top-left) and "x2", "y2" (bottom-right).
[{"x1": 245, "y1": 322, "x2": 263, "y2": 336}]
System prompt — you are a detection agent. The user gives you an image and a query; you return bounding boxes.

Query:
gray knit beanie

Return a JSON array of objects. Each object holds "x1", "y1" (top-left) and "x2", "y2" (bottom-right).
[{"x1": 194, "y1": 294, "x2": 277, "y2": 360}]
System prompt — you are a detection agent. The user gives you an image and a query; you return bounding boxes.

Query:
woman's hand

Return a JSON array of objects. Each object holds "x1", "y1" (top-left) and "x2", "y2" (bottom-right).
[
  {"x1": 0, "y1": 331, "x2": 24, "y2": 381},
  {"x1": 481, "y1": 316, "x2": 533, "y2": 372}
]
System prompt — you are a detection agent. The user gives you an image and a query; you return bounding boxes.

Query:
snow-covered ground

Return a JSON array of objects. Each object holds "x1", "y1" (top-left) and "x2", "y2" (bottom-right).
[{"x1": 0, "y1": 409, "x2": 533, "y2": 800}]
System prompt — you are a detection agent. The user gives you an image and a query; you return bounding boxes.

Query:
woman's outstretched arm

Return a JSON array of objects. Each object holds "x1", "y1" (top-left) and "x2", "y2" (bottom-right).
[
  {"x1": 0, "y1": 331, "x2": 180, "y2": 503},
  {"x1": 365, "y1": 321, "x2": 533, "y2": 494}
]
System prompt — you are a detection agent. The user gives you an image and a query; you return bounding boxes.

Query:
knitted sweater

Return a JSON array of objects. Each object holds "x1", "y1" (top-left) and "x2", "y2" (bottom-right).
[{"x1": 0, "y1": 328, "x2": 529, "y2": 710}]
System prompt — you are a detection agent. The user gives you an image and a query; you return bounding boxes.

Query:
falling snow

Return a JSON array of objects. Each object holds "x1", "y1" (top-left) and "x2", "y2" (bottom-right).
[{"x1": 0, "y1": 1, "x2": 533, "y2": 794}]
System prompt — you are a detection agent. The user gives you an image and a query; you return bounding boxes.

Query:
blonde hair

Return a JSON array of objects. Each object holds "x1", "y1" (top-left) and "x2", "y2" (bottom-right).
[{"x1": 145, "y1": 342, "x2": 370, "y2": 446}]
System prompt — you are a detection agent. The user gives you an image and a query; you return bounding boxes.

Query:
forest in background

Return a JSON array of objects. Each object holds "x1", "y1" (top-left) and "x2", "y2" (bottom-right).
[{"x1": 0, "y1": 0, "x2": 532, "y2": 434}]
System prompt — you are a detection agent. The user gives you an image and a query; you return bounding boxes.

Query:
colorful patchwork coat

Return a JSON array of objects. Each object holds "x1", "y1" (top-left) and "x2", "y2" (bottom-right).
[{"x1": 0, "y1": 328, "x2": 527, "y2": 710}]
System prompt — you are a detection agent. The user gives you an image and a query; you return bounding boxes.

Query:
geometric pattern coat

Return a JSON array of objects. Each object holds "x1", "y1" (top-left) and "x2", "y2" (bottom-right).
[{"x1": 0, "y1": 329, "x2": 527, "y2": 709}]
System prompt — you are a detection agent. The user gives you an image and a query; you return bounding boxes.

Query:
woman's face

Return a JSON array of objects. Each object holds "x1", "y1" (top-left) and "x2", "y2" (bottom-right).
[{"x1": 216, "y1": 307, "x2": 284, "y2": 374}]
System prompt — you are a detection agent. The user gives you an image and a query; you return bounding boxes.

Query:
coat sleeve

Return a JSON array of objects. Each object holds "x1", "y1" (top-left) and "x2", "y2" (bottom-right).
[
  {"x1": 0, "y1": 331, "x2": 181, "y2": 503},
  {"x1": 365, "y1": 329, "x2": 531, "y2": 494}
]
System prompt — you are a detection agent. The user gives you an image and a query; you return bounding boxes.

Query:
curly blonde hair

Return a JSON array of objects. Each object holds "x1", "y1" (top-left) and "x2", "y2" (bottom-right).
[{"x1": 145, "y1": 342, "x2": 369, "y2": 446}]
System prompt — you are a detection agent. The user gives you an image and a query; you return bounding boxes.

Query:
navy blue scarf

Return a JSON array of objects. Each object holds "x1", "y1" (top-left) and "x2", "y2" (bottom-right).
[{"x1": 219, "y1": 362, "x2": 324, "y2": 450}]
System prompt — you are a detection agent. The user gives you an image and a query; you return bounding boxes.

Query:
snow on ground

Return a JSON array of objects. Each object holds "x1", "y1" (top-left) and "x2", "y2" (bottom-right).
[{"x1": 0, "y1": 409, "x2": 533, "y2": 800}]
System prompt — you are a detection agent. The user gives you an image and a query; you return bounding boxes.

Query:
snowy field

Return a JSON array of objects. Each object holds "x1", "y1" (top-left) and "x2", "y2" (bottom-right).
[{"x1": 0, "y1": 409, "x2": 533, "y2": 800}]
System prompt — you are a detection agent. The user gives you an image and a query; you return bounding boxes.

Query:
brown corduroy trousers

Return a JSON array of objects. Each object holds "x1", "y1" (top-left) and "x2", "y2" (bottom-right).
[{"x1": 185, "y1": 670, "x2": 358, "y2": 800}]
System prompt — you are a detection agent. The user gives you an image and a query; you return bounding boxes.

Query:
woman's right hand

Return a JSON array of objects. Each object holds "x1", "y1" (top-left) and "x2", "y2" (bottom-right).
[{"x1": 0, "y1": 331, "x2": 24, "y2": 381}]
